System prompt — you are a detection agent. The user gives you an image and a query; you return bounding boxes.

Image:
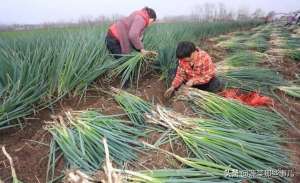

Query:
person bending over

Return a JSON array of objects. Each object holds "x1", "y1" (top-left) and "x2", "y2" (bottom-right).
[
  {"x1": 164, "y1": 41, "x2": 222, "y2": 98},
  {"x1": 106, "y1": 7, "x2": 157, "y2": 58}
]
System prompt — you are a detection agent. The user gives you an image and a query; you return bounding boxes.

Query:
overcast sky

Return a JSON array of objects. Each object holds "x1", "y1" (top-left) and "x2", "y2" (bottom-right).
[{"x1": 0, "y1": 0, "x2": 298, "y2": 25}]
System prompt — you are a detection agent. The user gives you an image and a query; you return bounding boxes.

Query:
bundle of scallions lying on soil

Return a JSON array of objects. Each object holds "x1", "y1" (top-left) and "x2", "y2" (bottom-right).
[
  {"x1": 278, "y1": 86, "x2": 300, "y2": 99},
  {"x1": 46, "y1": 89, "x2": 293, "y2": 183},
  {"x1": 63, "y1": 168, "x2": 235, "y2": 183},
  {"x1": 113, "y1": 168, "x2": 237, "y2": 183},
  {"x1": 109, "y1": 89, "x2": 289, "y2": 177},
  {"x1": 46, "y1": 110, "x2": 145, "y2": 181},
  {"x1": 111, "y1": 87, "x2": 152, "y2": 125},
  {"x1": 224, "y1": 51, "x2": 265, "y2": 67},
  {"x1": 177, "y1": 88, "x2": 286, "y2": 134},
  {"x1": 145, "y1": 105, "x2": 291, "y2": 182},
  {"x1": 218, "y1": 67, "x2": 286, "y2": 96}
]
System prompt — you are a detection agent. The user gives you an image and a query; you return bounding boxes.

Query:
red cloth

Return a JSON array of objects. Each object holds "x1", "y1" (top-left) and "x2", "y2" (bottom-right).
[
  {"x1": 171, "y1": 49, "x2": 216, "y2": 89},
  {"x1": 219, "y1": 89, "x2": 273, "y2": 107},
  {"x1": 108, "y1": 23, "x2": 120, "y2": 40}
]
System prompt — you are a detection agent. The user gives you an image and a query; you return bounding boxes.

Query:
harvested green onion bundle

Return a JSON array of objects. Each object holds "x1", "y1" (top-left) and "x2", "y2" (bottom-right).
[
  {"x1": 116, "y1": 142, "x2": 233, "y2": 181},
  {"x1": 278, "y1": 86, "x2": 300, "y2": 98},
  {"x1": 244, "y1": 35, "x2": 269, "y2": 53},
  {"x1": 286, "y1": 49, "x2": 300, "y2": 61},
  {"x1": 217, "y1": 37, "x2": 248, "y2": 52},
  {"x1": 179, "y1": 88, "x2": 285, "y2": 133},
  {"x1": 218, "y1": 67, "x2": 286, "y2": 95},
  {"x1": 110, "y1": 52, "x2": 156, "y2": 88},
  {"x1": 111, "y1": 88, "x2": 151, "y2": 125},
  {"x1": 146, "y1": 105, "x2": 290, "y2": 172},
  {"x1": 115, "y1": 168, "x2": 235, "y2": 183},
  {"x1": 224, "y1": 51, "x2": 264, "y2": 67},
  {"x1": 47, "y1": 111, "x2": 144, "y2": 172}
]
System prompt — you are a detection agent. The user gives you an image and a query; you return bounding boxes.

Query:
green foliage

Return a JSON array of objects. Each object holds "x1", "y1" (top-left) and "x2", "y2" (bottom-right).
[
  {"x1": 116, "y1": 168, "x2": 235, "y2": 183},
  {"x1": 218, "y1": 67, "x2": 286, "y2": 95},
  {"x1": 180, "y1": 88, "x2": 286, "y2": 133},
  {"x1": 146, "y1": 105, "x2": 290, "y2": 177},
  {"x1": 0, "y1": 21, "x2": 262, "y2": 130},
  {"x1": 278, "y1": 86, "x2": 300, "y2": 98},
  {"x1": 112, "y1": 88, "x2": 152, "y2": 125},
  {"x1": 225, "y1": 51, "x2": 264, "y2": 67},
  {"x1": 47, "y1": 111, "x2": 145, "y2": 175},
  {"x1": 0, "y1": 26, "x2": 112, "y2": 129},
  {"x1": 286, "y1": 49, "x2": 300, "y2": 61}
]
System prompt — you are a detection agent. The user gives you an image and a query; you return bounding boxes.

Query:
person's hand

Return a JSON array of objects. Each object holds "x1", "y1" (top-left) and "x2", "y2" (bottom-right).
[
  {"x1": 141, "y1": 49, "x2": 158, "y2": 56},
  {"x1": 186, "y1": 80, "x2": 194, "y2": 87},
  {"x1": 182, "y1": 85, "x2": 190, "y2": 96},
  {"x1": 164, "y1": 86, "x2": 175, "y2": 98}
]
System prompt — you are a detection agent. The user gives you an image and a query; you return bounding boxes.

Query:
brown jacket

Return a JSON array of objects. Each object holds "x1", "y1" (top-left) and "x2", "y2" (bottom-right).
[{"x1": 109, "y1": 9, "x2": 149, "y2": 54}]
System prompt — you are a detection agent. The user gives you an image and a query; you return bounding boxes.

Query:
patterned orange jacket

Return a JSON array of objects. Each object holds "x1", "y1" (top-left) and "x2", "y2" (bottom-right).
[{"x1": 171, "y1": 49, "x2": 216, "y2": 89}]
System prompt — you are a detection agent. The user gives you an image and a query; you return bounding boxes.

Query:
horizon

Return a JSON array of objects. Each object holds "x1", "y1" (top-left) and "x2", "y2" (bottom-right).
[{"x1": 1, "y1": 0, "x2": 299, "y2": 25}]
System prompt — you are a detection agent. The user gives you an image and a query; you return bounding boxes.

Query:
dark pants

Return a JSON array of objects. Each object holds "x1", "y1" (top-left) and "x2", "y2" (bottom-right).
[
  {"x1": 169, "y1": 68, "x2": 223, "y2": 93},
  {"x1": 105, "y1": 33, "x2": 122, "y2": 59},
  {"x1": 193, "y1": 77, "x2": 223, "y2": 92},
  {"x1": 105, "y1": 33, "x2": 130, "y2": 88}
]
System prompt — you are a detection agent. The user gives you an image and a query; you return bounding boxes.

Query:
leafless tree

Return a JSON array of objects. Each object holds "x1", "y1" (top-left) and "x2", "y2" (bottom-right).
[
  {"x1": 252, "y1": 8, "x2": 265, "y2": 19},
  {"x1": 218, "y1": 3, "x2": 227, "y2": 20},
  {"x1": 203, "y1": 3, "x2": 216, "y2": 21},
  {"x1": 237, "y1": 6, "x2": 250, "y2": 20}
]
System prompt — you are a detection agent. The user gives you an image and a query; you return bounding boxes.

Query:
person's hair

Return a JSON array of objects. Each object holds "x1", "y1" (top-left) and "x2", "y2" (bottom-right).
[
  {"x1": 176, "y1": 41, "x2": 196, "y2": 59},
  {"x1": 144, "y1": 7, "x2": 157, "y2": 21}
]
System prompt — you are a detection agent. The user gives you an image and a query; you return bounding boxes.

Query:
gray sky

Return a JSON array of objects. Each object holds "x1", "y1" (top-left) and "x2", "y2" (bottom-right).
[{"x1": 0, "y1": 0, "x2": 298, "y2": 25}]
